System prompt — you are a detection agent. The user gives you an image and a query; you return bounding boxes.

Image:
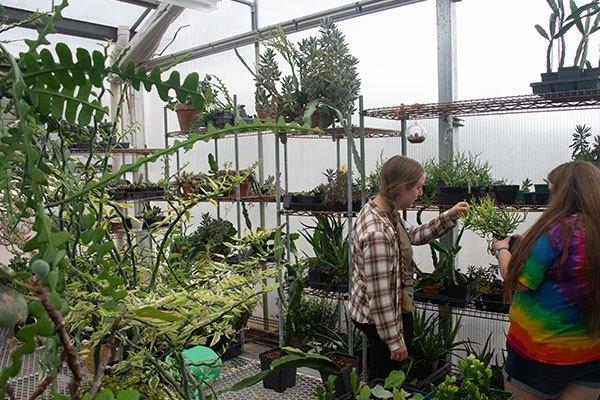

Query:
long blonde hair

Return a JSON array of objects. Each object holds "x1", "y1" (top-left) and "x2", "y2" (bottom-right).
[{"x1": 379, "y1": 155, "x2": 424, "y2": 224}]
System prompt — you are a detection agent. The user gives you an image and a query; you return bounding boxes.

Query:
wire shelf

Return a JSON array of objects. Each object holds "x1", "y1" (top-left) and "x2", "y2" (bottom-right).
[
  {"x1": 69, "y1": 147, "x2": 158, "y2": 155},
  {"x1": 364, "y1": 89, "x2": 600, "y2": 120}
]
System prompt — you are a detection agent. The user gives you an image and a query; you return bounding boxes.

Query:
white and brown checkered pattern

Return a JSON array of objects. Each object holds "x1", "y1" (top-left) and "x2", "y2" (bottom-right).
[{"x1": 348, "y1": 198, "x2": 456, "y2": 351}]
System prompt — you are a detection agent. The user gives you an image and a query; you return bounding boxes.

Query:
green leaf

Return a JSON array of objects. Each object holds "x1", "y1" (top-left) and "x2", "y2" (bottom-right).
[
  {"x1": 535, "y1": 24, "x2": 550, "y2": 40},
  {"x1": 546, "y1": 0, "x2": 559, "y2": 14},
  {"x1": 133, "y1": 306, "x2": 182, "y2": 322},
  {"x1": 371, "y1": 385, "x2": 393, "y2": 399},
  {"x1": 384, "y1": 370, "x2": 405, "y2": 389},
  {"x1": 94, "y1": 389, "x2": 115, "y2": 400},
  {"x1": 115, "y1": 389, "x2": 140, "y2": 400},
  {"x1": 555, "y1": 19, "x2": 576, "y2": 37}
]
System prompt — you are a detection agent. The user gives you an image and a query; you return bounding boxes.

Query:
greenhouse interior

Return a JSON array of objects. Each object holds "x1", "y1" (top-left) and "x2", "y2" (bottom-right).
[{"x1": 2, "y1": 0, "x2": 600, "y2": 399}]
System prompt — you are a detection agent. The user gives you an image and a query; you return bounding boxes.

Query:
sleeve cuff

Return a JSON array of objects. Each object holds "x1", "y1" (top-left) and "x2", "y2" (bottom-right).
[
  {"x1": 387, "y1": 336, "x2": 405, "y2": 352},
  {"x1": 440, "y1": 210, "x2": 458, "y2": 226}
]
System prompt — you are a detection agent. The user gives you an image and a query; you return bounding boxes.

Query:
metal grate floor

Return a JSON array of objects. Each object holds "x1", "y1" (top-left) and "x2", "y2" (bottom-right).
[
  {"x1": 0, "y1": 328, "x2": 69, "y2": 399},
  {"x1": 212, "y1": 356, "x2": 322, "y2": 400}
]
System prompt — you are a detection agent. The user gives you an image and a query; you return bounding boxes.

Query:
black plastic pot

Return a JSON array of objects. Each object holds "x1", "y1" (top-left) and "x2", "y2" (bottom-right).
[
  {"x1": 307, "y1": 269, "x2": 348, "y2": 293},
  {"x1": 531, "y1": 67, "x2": 600, "y2": 100},
  {"x1": 283, "y1": 194, "x2": 325, "y2": 211},
  {"x1": 436, "y1": 186, "x2": 470, "y2": 204},
  {"x1": 318, "y1": 353, "x2": 358, "y2": 399},
  {"x1": 210, "y1": 336, "x2": 243, "y2": 362},
  {"x1": 493, "y1": 185, "x2": 519, "y2": 205},
  {"x1": 446, "y1": 281, "x2": 476, "y2": 302},
  {"x1": 474, "y1": 293, "x2": 510, "y2": 314},
  {"x1": 259, "y1": 348, "x2": 297, "y2": 393},
  {"x1": 404, "y1": 362, "x2": 451, "y2": 394}
]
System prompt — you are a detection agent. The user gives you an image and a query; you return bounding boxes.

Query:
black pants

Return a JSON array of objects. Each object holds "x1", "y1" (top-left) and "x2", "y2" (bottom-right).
[{"x1": 353, "y1": 312, "x2": 414, "y2": 381}]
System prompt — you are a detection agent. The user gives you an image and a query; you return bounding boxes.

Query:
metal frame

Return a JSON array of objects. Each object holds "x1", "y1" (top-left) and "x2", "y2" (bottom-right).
[
  {"x1": 145, "y1": 0, "x2": 427, "y2": 68},
  {"x1": 2, "y1": 6, "x2": 136, "y2": 42}
]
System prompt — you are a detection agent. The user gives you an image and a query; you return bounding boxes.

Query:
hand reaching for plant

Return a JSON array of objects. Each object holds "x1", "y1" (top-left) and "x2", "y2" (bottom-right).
[
  {"x1": 491, "y1": 237, "x2": 510, "y2": 253},
  {"x1": 390, "y1": 343, "x2": 408, "y2": 361},
  {"x1": 447, "y1": 201, "x2": 470, "y2": 220}
]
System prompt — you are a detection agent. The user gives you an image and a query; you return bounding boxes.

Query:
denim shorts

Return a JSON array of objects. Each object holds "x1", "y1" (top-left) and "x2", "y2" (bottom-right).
[{"x1": 504, "y1": 344, "x2": 600, "y2": 399}]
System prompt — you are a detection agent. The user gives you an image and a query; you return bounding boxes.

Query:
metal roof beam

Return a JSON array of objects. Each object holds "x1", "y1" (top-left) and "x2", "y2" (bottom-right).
[
  {"x1": 113, "y1": 0, "x2": 160, "y2": 9},
  {"x1": 2, "y1": 6, "x2": 130, "y2": 42},
  {"x1": 144, "y1": 0, "x2": 426, "y2": 68}
]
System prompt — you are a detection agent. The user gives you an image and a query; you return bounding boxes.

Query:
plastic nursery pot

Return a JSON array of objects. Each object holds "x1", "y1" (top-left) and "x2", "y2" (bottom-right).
[
  {"x1": 259, "y1": 347, "x2": 297, "y2": 393},
  {"x1": 493, "y1": 185, "x2": 519, "y2": 205},
  {"x1": 175, "y1": 103, "x2": 199, "y2": 133},
  {"x1": 436, "y1": 186, "x2": 470, "y2": 205},
  {"x1": 318, "y1": 353, "x2": 358, "y2": 399},
  {"x1": 474, "y1": 293, "x2": 510, "y2": 314},
  {"x1": 446, "y1": 281, "x2": 476, "y2": 301}
]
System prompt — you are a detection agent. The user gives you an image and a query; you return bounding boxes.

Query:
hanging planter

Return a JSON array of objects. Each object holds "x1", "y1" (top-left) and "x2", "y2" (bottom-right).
[{"x1": 406, "y1": 121, "x2": 427, "y2": 143}]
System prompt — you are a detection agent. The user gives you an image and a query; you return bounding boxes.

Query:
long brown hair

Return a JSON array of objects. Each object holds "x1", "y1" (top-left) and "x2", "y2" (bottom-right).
[
  {"x1": 379, "y1": 155, "x2": 424, "y2": 224},
  {"x1": 504, "y1": 161, "x2": 600, "y2": 337}
]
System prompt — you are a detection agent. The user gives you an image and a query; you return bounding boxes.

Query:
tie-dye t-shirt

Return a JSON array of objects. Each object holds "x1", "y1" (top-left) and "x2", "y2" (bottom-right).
[{"x1": 507, "y1": 215, "x2": 600, "y2": 365}]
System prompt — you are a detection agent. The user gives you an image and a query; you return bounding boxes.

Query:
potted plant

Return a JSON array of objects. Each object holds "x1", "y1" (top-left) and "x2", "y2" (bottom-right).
[
  {"x1": 139, "y1": 204, "x2": 165, "y2": 229},
  {"x1": 516, "y1": 178, "x2": 533, "y2": 204},
  {"x1": 463, "y1": 196, "x2": 526, "y2": 241},
  {"x1": 316, "y1": 370, "x2": 425, "y2": 400},
  {"x1": 426, "y1": 355, "x2": 514, "y2": 399},
  {"x1": 491, "y1": 181, "x2": 519, "y2": 205},
  {"x1": 236, "y1": 18, "x2": 360, "y2": 129},
  {"x1": 323, "y1": 168, "x2": 362, "y2": 211},
  {"x1": 531, "y1": 0, "x2": 600, "y2": 99},
  {"x1": 174, "y1": 171, "x2": 204, "y2": 198},
  {"x1": 170, "y1": 75, "x2": 213, "y2": 133},
  {"x1": 301, "y1": 215, "x2": 349, "y2": 293},
  {"x1": 403, "y1": 310, "x2": 466, "y2": 394},
  {"x1": 470, "y1": 264, "x2": 510, "y2": 314},
  {"x1": 423, "y1": 153, "x2": 494, "y2": 205},
  {"x1": 570, "y1": 123, "x2": 600, "y2": 166}
]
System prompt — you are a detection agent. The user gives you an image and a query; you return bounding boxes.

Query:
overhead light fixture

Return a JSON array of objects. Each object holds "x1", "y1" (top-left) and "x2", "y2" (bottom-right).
[{"x1": 159, "y1": 0, "x2": 221, "y2": 12}]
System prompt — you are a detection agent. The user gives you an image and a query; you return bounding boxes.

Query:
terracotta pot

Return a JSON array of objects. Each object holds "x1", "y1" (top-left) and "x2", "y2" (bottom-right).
[
  {"x1": 175, "y1": 103, "x2": 199, "y2": 133},
  {"x1": 310, "y1": 108, "x2": 334, "y2": 130},
  {"x1": 230, "y1": 178, "x2": 253, "y2": 197},
  {"x1": 180, "y1": 182, "x2": 196, "y2": 198}
]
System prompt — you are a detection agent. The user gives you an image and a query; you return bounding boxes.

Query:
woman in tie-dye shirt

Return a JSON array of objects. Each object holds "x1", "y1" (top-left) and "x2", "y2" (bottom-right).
[{"x1": 492, "y1": 161, "x2": 600, "y2": 400}]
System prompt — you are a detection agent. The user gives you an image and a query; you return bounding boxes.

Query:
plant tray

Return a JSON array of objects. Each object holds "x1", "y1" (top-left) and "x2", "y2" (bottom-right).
[
  {"x1": 414, "y1": 287, "x2": 477, "y2": 308},
  {"x1": 404, "y1": 362, "x2": 451, "y2": 394},
  {"x1": 424, "y1": 388, "x2": 515, "y2": 399},
  {"x1": 473, "y1": 293, "x2": 510, "y2": 314}
]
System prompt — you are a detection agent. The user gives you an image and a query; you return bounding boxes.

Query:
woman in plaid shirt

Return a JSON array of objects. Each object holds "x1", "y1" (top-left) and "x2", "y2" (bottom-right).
[{"x1": 349, "y1": 155, "x2": 468, "y2": 380}]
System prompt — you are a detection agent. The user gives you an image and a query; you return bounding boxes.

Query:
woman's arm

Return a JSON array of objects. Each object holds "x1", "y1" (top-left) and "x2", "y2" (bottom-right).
[{"x1": 405, "y1": 202, "x2": 469, "y2": 245}]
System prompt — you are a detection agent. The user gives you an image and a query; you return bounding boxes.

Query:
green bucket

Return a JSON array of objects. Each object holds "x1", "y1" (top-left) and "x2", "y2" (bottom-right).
[{"x1": 166, "y1": 345, "x2": 223, "y2": 383}]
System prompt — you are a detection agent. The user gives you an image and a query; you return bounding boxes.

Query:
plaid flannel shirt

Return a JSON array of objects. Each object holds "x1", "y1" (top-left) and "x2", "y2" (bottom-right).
[{"x1": 348, "y1": 199, "x2": 457, "y2": 352}]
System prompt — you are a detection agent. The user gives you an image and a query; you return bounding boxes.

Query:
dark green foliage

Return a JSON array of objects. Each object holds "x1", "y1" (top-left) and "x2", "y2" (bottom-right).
[
  {"x1": 174, "y1": 213, "x2": 237, "y2": 262},
  {"x1": 570, "y1": 124, "x2": 600, "y2": 163},
  {"x1": 301, "y1": 215, "x2": 348, "y2": 283}
]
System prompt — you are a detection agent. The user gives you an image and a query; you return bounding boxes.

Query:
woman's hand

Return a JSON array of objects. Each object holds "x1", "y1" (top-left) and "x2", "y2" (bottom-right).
[
  {"x1": 491, "y1": 237, "x2": 511, "y2": 253},
  {"x1": 447, "y1": 201, "x2": 469, "y2": 220},
  {"x1": 390, "y1": 343, "x2": 408, "y2": 361}
]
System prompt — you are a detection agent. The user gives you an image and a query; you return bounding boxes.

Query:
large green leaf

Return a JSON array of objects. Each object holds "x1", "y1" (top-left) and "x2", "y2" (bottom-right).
[{"x1": 133, "y1": 306, "x2": 182, "y2": 322}]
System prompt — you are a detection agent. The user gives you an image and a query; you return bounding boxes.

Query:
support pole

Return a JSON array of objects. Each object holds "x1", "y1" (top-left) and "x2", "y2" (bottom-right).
[
  {"x1": 359, "y1": 96, "x2": 367, "y2": 206},
  {"x1": 346, "y1": 115, "x2": 354, "y2": 356},
  {"x1": 234, "y1": 95, "x2": 242, "y2": 237}
]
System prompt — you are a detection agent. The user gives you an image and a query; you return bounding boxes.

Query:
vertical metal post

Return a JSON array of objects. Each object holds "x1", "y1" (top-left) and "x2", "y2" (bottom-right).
[
  {"x1": 336, "y1": 137, "x2": 341, "y2": 171},
  {"x1": 284, "y1": 140, "x2": 291, "y2": 257},
  {"x1": 401, "y1": 119, "x2": 408, "y2": 221},
  {"x1": 437, "y1": 0, "x2": 458, "y2": 161},
  {"x1": 345, "y1": 115, "x2": 354, "y2": 356},
  {"x1": 234, "y1": 95, "x2": 242, "y2": 236},
  {"x1": 275, "y1": 135, "x2": 284, "y2": 346},
  {"x1": 359, "y1": 96, "x2": 366, "y2": 206},
  {"x1": 252, "y1": 2, "x2": 269, "y2": 332},
  {"x1": 163, "y1": 107, "x2": 169, "y2": 181},
  {"x1": 214, "y1": 137, "x2": 221, "y2": 219},
  {"x1": 437, "y1": 0, "x2": 459, "y2": 356}
]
